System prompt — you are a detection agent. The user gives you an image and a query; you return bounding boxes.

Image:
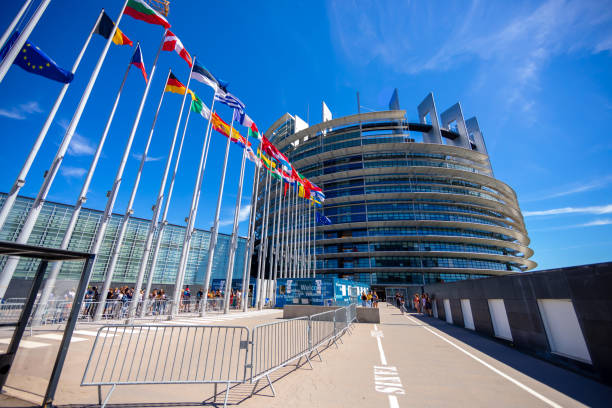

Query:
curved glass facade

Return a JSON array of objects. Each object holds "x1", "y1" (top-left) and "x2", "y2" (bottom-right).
[{"x1": 261, "y1": 101, "x2": 535, "y2": 286}]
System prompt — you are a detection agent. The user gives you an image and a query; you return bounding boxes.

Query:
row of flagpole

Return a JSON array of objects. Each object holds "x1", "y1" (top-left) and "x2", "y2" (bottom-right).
[{"x1": 0, "y1": 0, "x2": 327, "y2": 317}]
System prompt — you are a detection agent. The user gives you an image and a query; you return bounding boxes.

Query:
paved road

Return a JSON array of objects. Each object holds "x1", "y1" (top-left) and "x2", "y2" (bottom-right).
[{"x1": 2, "y1": 306, "x2": 611, "y2": 407}]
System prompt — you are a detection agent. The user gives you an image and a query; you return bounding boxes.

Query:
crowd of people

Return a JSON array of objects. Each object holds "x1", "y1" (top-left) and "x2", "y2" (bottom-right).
[
  {"x1": 360, "y1": 291, "x2": 379, "y2": 308},
  {"x1": 180, "y1": 286, "x2": 246, "y2": 312},
  {"x1": 390, "y1": 291, "x2": 433, "y2": 315},
  {"x1": 78, "y1": 284, "x2": 250, "y2": 319}
]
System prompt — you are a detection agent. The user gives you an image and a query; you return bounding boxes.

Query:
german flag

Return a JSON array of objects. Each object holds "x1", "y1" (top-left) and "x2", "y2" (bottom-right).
[
  {"x1": 165, "y1": 72, "x2": 195, "y2": 100},
  {"x1": 94, "y1": 11, "x2": 132, "y2": 46}
]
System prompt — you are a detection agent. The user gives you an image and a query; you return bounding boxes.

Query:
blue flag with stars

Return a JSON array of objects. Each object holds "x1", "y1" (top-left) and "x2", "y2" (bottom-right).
[{"x1": 0, "y1": 31, "x2": 74, "y2": 83}]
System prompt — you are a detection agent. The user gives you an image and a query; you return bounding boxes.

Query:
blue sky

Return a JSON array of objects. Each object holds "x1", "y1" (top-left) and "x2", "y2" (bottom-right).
[{"x1": 0, "y1": 0, "x2": 611, "y2": 271}]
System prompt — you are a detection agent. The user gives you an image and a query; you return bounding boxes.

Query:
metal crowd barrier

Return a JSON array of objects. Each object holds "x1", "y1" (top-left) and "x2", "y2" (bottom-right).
[
  {"x1": 309, "y1": 309, "x2": 336, "y2": 350},
  {"x1": 82, "y1": 325, "x2": 250, "y2": 407},
  {"x1": 0, "y1": 302, "x2": 25, "y2": 324},
  {"x1": 80, "y1": 303, "x2": 358, "y2": 407},
  {"x1": 250, "y1": 316, "x2": 310, "y2": 382}
]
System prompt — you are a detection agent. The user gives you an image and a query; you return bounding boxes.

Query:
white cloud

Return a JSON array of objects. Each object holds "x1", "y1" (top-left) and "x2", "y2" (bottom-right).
[
  {"x1": 580, "y1": 219, "x2": 612, "y2": 227},
  {"x1": 0, "y1": 101, "x2": 42, "y2": 120},
  {"x1": 327, "y1": 0, "x2": 612, "y2": 110},
  {"x1": 132, "y1": 153, "x2": 164, "y2": 162},
  {"x1": 57, "y1": 119, "x2": 96, "y2": 156},
  {"x1": 522, "y1": 175, "x2": 612, "y2": 202},
  {"x1": 68, "y1": 133, "x2": 96, "y2": 156},
  {"x1": 219, "y1": 204, "x2": 251, "y2": 227},
  {"x1": 61, "y1": 166, "x2": 86, "y2": 179},
  {"x1": 524, "y1": 204, "x2": 612, "y2": 217},
  {"x1": 530, "y1": 218, "x2": 612, "y2": 231}
]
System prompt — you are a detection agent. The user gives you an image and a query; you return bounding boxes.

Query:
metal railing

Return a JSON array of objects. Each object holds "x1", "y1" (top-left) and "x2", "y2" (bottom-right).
[
  {"x1": 82, "y1": 325, "x2": 250, "y2": 407},
  {"x1": 80, "y1": 303, "x2": 358, "y2": 407},
  {"x1": 250, "y1": 316, "x2": 310, "y2": 380}
]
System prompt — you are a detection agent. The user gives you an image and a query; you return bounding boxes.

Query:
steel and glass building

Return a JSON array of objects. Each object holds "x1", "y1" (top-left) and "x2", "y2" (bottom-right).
[
  {"x1": 262, "y1": 91, "x2": 535, "y2": 291},
  {"x1": 0, "y1": 192, "x2": 246, "y2": 291}
]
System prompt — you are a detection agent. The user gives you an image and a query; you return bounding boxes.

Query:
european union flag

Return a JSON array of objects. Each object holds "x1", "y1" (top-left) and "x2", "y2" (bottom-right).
[
  {"x1": 316, "y1": 212, "x2": 332, "y2": 225},
  {"x1": 0, "y1": 32, "x2": 73, "y2": 83}
]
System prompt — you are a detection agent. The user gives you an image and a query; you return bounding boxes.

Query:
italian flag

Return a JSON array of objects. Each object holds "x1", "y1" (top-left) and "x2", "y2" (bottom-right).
[{"x1": 125, "y1": 0, "x2": 171, "y2": 29}]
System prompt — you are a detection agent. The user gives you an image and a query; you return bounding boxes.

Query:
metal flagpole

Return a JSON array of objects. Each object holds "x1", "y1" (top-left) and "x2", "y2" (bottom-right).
[
  {"x1": 307, "y1": 201, "x2": 311, "y2": 277},
  {"x1": 278, "y1": 183, "x2": 285, "y2": 280},
  {"x1": 300, "y1": 198, "x2": 305, "y2": 277},
  {"x1": 241, "y1": 164, "x2": 260, "y2": 312},
  {"x1": 299, "y1": 193, "x2": 304, "y2": 277},
  {"x1": 0, "y1": 6, "x2": 101, "y2": 221},
  {"x1": 142, "y1": 83, "x2": 194, "y2": 317},
  {"x1": 309, "y1": 202, "x2": 313, "y2": 277},
  {"x1": 255, "y1": 171, "x2": 271, "y2": 309},
  {"x1": 305, "y1": 200, "x2": 309, "y2": 277},
  {"x1": 285, "y1": 185, "x2": 292, "y2": 278},
  {"x1": 267, "y1": 179, "x2": 280, "y2": 304},
  {"x1": 199, "y1": 109, "x2": 237, "y2": 317},
  {"x1": 81, "y1": 31, "x2": 167, "y2": 297},
  {"x1": 222, "y1": 134, "x2": 249, "y2": 314},
  {"x1": 261, "y1": 175, "x2": 275, "y2": 308},
  {"x1": 292, "y1": 184, "x2": 298, "y2": 277},
  {"x1": 266, "y1": 180, "x2": 276, "y2": 300},
  {"x1": 296, "y1": 195, "x2": 301, "y2": 278},
  {"x1": 261, "y1": 172, "x2": 273, "y2": 309},
  {"x1": 287, "y1": 185, "x2": 294, "y2": 278},
  {"x1": 282, "y1": 184, "x2": 290, "y2": 278},
  {"x1": 0, "y1": 0, "x2": 33, "y2": 50},
  {"x1": 128, "y1": 59, "x2": 197, "y2": 321},
  {"x1": 314, "y1": 204, "x2": 318, "y2": 276},
  {"x1": 94, "y1": 68, "x2": 170, "y2": 322},
  {"x1": 170, "y1": 94, "x2": 216, "y2": 316},
  {"x1": 273, "y1": 179, "x2": 283, "y2": 297},
  {"x1": 34, "y1": 48, "x2": 133, "y2": 319},
  {"x1": 0, "y1": 0, "x2": 51, "y2": 83},
  {"x1": 0, "y1": 2, "x2": 128, "y2": 299}
]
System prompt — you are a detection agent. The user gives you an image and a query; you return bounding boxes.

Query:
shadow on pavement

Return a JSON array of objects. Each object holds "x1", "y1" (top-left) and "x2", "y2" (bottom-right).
[{"x1": 406, "y1": 311, "x2": 612, "y2": 408}]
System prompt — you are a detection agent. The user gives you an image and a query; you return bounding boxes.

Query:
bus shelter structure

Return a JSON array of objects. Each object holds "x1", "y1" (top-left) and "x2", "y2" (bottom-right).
[{"x1": 0, "y1": 241, "x2": 94, "y2": 407}]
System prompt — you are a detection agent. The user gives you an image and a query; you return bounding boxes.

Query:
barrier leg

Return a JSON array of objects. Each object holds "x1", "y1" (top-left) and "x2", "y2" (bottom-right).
[
  {"x1": 223, "y1": 382, "x2": 231, "y2": 407},
  {"x1": 312, "y1": 347, "x2": 323, "y2": 362},
  {"x1": 250, "y1": 379, "x2": 260, "y2": 397},
  {"x1": 97, "y1": 385, "x2": 102, "y2": 406},
  {"x1": 265, "y1": 374, "x2": 276, "y2": 397},
  {"x1": 305, "y1": 354, "x2": 313, "y2": 369},
  {"x1": 100, "y1": 384, "x2": 116, "y2": 408},
  {"x1": 214, "y1": 383, "x2": 217, "y2": 402}
]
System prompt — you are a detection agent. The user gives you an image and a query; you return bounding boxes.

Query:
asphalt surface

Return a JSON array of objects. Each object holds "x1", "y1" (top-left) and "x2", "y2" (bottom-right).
[{"x1": 1, "y1": 306, "x2": 611, "y2": 407}]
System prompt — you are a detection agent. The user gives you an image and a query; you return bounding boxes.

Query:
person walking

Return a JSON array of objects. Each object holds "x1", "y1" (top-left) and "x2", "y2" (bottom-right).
[{"x1": 182, "y1": 286, "x2": 191, "y2": 312}]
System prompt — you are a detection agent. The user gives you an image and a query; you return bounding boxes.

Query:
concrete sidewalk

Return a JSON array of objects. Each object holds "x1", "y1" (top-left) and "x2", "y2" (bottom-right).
[{"x1": 2, "y1": 305, "x2": 611, "y2": 407}]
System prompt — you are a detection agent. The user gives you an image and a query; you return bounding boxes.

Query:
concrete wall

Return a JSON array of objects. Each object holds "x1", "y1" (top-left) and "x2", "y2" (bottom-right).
[
  {"x1": 425, "y1": 262, "x2": 612, "y2": 384},
  {"x1": 283, "y1": 305, "x2": 380, "y2": 323}
]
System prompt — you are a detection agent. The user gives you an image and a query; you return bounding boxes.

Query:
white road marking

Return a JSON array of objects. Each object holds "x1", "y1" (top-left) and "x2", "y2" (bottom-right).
[
  {"x1": 0, "y1": 338, "x2": 49, "y2": 349},
  {"x1": 404, "y1": 314, "x2": 563, "y2": 408},
  {"x1": 33, "y1": 333, "x2": 87, "y2": 342},
  {"x1": 74, "y1": 330, "x2": 114, "y2": 338},
  {"x1": 372, "y1": 324, "x2": 388, "y2": 365},
  {"x1": 163, "y1": 310, "x2": 281, "y2": 325},
  {"x1": 372, "y1": 325, "x2": 405, "y2": 407}
]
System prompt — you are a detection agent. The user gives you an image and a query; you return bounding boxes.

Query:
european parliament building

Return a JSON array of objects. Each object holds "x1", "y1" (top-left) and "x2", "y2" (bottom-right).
[
  {"x1": 262, "y1": 91, "x2": 535, "y2": 292},
  {"x1": 0, "y1": 193, "x2": 246, "y2": 296}
]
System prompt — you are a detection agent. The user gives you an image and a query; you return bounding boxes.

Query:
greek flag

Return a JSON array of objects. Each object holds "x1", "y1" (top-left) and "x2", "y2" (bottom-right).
[{"x1": 214, "y1": 91, "x2": 245, "y2": 112}]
